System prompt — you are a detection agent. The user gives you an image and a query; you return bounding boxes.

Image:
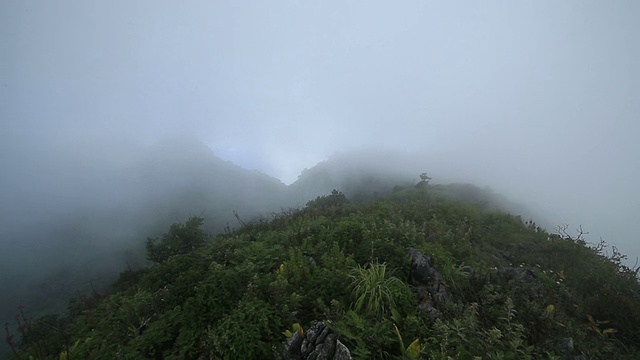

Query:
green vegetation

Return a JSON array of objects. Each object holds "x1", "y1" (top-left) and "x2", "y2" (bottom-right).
[
  {"x1": 6, "y1": 184, "x2": 640, "y2": 359},
  {"x1": 145, "y1": 217, "x2": 208, "y2": 263}
]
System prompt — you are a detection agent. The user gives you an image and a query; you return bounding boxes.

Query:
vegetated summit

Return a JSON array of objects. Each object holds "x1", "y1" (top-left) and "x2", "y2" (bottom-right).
[{"x1": 7, "y1": 176, "x2": 640, "y2": 359}]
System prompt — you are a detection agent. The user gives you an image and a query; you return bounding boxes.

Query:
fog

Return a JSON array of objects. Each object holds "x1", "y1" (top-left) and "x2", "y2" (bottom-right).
[{"x1": 1, "y1": 0, "x2": 639, "y2": 343}]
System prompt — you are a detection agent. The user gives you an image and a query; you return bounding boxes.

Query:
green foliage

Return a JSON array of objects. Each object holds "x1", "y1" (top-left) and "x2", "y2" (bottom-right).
[
  {"x1": 349, "y1": 262, "x2": 405, "y2": 318},
  {"x1": 306, "y1": 189, "x2": 350, "y2": 210},
  {"x1": 145, "y1": 216, "x2": 207, "y2": 263},
  {"x1": 282, "y1": 322, "x2": 302, "y2": 339},
  {"x1": 207, "y1": 297, "x2": 280, "y2": 359},
  {"x1": 330, "y1": 310, "x2": 396, "y2": 359},
  {"x1": 9, "y1": 183, "x2": 640, "y2": 359},
  {"x1": 424, "y1": 300, "x2": 535, "y2": 359},
  {"x1": 393, "y1": 323, "x2": 420, "y2": 360}
]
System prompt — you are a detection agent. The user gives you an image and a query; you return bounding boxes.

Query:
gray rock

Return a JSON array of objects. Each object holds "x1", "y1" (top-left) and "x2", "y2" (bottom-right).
[
  {"x1": 407, "y1": 248, "x2": 448, "y2": 319},
  {"x1": 334, "y1": 340, "x2": 353, "y2": 360},
  {"x1": 407, "y1": 248, "x2": 443, "y2": 285},
  {"x1": 316, "y1": 327, "x2": 330, "y2": 345},
  {"x1": 307, "y1": 348, "x2": 319, "y2": 360},
  {"x1": 283, "y1": 320, "x2": 352, "y2": 360},
  {"x1": 307, "y1": 322, "x2": 325, "y2": 346},
  {"x1": 285, "y1": 330, "x2": 305, "y2": 359},
  {"x1": 307, "y1": 333, "x2": 336, "y2": 360}
]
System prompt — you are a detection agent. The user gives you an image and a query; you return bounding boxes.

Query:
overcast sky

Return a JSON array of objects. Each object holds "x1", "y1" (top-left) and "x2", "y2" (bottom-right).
[{"x1": 1, "y1": 1, "x2": 639, "y2": 259}]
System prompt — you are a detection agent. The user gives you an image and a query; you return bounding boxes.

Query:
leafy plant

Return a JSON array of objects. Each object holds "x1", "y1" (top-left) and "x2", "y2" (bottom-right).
[
  {"x1": 349, "y1": 262, "x2": 404, "y2": 318},
  {"x1": 393, "y1": 323, "x2": 420, "y2": 360}
]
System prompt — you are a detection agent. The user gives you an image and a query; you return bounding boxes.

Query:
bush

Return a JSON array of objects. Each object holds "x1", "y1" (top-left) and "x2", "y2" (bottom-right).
[{"x1": 145, "y1": 217, "x2": 207, "y2": 263}]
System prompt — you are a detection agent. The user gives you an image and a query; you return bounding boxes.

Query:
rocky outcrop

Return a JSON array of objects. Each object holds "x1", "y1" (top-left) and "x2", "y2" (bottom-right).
[
  {"x1": 284, "y1": 321, "x2": 352, "y2": 360},
  {"x1": 407, "y1": 248, "x2": 448, "y2": 321}
]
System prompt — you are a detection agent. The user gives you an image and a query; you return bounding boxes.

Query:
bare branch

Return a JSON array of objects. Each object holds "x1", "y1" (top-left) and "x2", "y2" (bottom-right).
[{"x1": 233, "y1": 210, "x2": 246, "y2": 227}]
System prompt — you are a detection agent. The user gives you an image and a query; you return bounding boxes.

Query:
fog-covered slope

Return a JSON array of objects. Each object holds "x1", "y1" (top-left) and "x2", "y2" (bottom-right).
[
  {"x1": 0, "y1": 144, "x2": 575, "y2": 358},
  {"x1": 288, "y1": 150, "x2": 550, "y2": 227},
  {"x1": 1, "y1": 137, "x2": 291, "y2": 354},
  {"x1": 8, "y1": 185, "x2": 640, "y2": 359}
]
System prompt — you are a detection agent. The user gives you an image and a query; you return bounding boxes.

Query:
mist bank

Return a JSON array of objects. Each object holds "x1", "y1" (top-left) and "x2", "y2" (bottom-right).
[{"x1": 1, "y1": 136, "x2": 636, "y2": 358}]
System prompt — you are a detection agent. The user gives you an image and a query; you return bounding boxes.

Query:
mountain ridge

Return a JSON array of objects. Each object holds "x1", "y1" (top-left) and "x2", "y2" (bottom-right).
[
  {"x1": 7, "y1": 182, "x2": 640, "y2": 359},
  {"x1": 0, "y1": 140, "x2": 609, "y2": 358}
]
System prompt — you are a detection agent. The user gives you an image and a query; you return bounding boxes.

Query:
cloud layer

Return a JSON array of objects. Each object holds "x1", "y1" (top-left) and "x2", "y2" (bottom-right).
[{"x1": 2, "y1": 1, "x2": 639, "y2": 259}]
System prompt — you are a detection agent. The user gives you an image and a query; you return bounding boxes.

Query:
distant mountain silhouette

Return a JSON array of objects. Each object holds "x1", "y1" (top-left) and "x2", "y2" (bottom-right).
[
  {"x1": 289, "y1": 150, "x2": 418, "y2": 202},
  {"x1": 128, "y1": 135, "x2": 289, "y2": 233}
]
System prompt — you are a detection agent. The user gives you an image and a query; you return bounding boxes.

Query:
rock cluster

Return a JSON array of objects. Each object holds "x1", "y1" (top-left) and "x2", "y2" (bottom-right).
[
  {"x1": 407, "y1": 248, "x2": 448, "y2": 321},
  {"x1": 284, "y1": 321, "x2": 352, "y2": 360}
]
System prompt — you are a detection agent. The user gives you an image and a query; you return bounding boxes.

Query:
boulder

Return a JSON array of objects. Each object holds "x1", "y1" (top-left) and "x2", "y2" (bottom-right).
[
  {"x1": 407, "y1": 248, "x2": 448, "y2": 320},
  {"x1": 334, "y1": 340, "x2": 352, "y2": 360},
  {"x1": 284, "y1": 321, "x2": 352, "y2": 360},
  {"x1": 285, "y1": 330, "x2": 305, "y2": 359}
]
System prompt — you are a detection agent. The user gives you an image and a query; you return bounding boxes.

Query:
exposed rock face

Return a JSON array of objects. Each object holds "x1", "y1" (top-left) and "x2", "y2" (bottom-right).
[
  {"x1": 285, "y1": 330, "x2": 305, "y2": 359},
  {"x1": 407, "y1": 248, "x2": 448, "y2": 321},
  {"x1": 284, "y1": 321, "x2": 353, "y2": 360},
  {"x1": 333, "y1": 340, "x2": 352, "y2": 360}
]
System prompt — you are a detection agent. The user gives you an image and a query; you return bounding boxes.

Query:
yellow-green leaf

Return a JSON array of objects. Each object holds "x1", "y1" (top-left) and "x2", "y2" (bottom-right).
[{"x1": 406, "y1": 338, "x2": 421, "y2": 360}]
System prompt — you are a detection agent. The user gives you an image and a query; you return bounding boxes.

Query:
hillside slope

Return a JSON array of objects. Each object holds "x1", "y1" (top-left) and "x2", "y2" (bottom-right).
[
  {"x1": 0, "y1": 137, "x2": 291, "y2": 358},
  {"x1": 7, "y1": 184, "x2": 640, "y2": 359}
]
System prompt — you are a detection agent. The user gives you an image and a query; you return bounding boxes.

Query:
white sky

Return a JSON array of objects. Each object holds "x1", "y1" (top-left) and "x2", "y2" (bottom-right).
[{"x1": 1, "y1": 1, "x2": 639, "y2": 259}]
